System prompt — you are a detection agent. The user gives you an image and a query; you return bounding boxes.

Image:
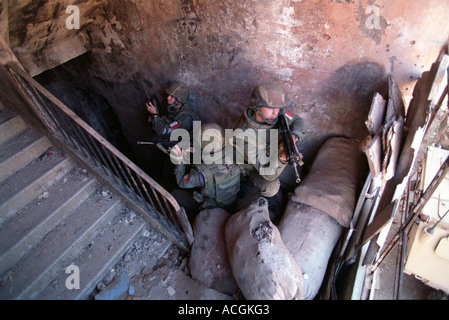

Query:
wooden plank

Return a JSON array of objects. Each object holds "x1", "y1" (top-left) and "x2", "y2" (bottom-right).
[
  {"x1": 383, "y1": 118, "x2": 404, "y2": 181},
  {"x1": 364, "y1": 130, "x2": 383, "y2": 178},
  {"x1": 362, "y1": 200, "x2": 397, "y2": 245},
  {"x1": 366, "y1": 92, "x2": 386, "y2": 136}
]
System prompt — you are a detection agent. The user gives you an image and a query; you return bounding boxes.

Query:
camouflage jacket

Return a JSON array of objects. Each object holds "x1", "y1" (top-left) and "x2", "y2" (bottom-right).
[
  {"x1": 232, "y1": 108, "x2": 305, "y2": 181},
  {"x1": 152, "y1": 104, "x2": 198, "y2": 135},
  {"x1": 174, "y1": 161, "x2": 241, "y2": 210}
]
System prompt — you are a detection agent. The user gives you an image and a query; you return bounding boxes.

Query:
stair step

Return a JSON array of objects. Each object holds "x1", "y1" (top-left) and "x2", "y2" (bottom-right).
[
  {"x1": 37, "y1": 209, "x2": 148, "y2": 300},
  {"x1": 0, "y1": 113, "x2": 27, "y2": 145},
  {"x1": 0, "y1": 169, "x2": 98, "y2": 276},
  {"x1": 0, "y1": 189, "x2": 124, "y2": 299},
  {"x1": 0, "y1": 128, "x2": 52, "y2": 183},
  {"x1": 0, "y1": 148, "x2": 74, "y2": 227}
]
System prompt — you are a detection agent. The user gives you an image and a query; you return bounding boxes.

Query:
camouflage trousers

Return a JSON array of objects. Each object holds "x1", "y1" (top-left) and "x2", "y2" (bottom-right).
[
  {"x1": 250, "y1": 171, "x2": 281, "y2": 198},
  {"x1": 248, "y1": 165, "x2": 299, "y2": 198}
]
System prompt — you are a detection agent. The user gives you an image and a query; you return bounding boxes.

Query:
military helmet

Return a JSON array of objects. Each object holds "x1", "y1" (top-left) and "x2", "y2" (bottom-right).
[
  {"x1": 201, "y1": 123, "x2": 225, "y2": 150},
  {"x1": 249, "y1": 83, "x2": 285, "y2": 109},
  {"x1": 165, "y1": 81, "x2": 190, "y2": 104}
]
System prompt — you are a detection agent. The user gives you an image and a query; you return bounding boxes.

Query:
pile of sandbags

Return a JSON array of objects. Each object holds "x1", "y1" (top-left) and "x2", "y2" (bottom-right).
[
  {"x1": 188, "y1": 136, "x2": 366, "y2": 300},
  {"x1": 281, "y1": 136, "x2": 366, "y2": 299},
  {"x1": 188, "y1": 200, "x2": 304, "y2": 299}
]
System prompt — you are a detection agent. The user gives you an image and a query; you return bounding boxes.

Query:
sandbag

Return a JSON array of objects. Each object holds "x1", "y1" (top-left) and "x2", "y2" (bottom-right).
[
  {"x1": 290, "y1": 137, "x2": 366, "y2": 227},
  {"x1": 189, "y1": 208, "x2": 238, "y2": 296},
  {"x1": 225, "y1": 198, "x2": 304, "y2": 300},
  {"x1": 278, "y1": 202, "x2": 343, "y2": 300}
]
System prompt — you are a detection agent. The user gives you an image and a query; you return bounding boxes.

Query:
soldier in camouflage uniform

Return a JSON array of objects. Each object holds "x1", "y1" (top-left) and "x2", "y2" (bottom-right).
[
  {"x1": 146, "y1": 81, "x2": 199, "y2": 134},
  {"x1": 146, "y1": 81, "x2": 199, "y2": 188},
  {"x1": 172, "y1": 123, "x2": 241, "y2": 217},
  {"x1": 232, "y1": 83, "x2": 305, "y2": 218}
]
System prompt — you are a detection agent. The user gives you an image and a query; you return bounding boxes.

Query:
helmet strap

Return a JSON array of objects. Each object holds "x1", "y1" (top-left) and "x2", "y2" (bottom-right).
[
  {"x1": 255, "y1": 109, "x2": 277, "y2": 125},
  {"x1": 167, "y1": 101, "x2": 183, "y2": 113}
]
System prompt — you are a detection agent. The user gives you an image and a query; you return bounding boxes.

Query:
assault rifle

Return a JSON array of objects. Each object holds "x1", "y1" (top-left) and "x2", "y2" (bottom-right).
[
  {"x1": 138, "y1": 134, "x2": 195, "y2": 163},
  {"x1": 279, "y1": 112, "x2": 303, "y2": 184},
  {"x1": 137, "y1": 134, "x2": 191, "y2": 149},
  {"x1": 141, "y1": 82, "x2": 166, "y2": 117},
  {"x1": 137, "y1": 134, "x2": 185, "y2": 149}
]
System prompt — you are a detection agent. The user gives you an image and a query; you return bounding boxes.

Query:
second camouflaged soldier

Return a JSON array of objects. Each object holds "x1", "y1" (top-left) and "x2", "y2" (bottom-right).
[
  {"x1": 232, "y1": 82, "x2": 305, "y2": 218},
  {"x1": 172, "y1": 123, "x2": 241, "y2": 218}
]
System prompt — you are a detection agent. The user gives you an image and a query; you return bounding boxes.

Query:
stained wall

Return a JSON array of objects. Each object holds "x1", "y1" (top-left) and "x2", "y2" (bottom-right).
[{"x1": 3, "y1": 0, "x2": 449, "y2": 174}]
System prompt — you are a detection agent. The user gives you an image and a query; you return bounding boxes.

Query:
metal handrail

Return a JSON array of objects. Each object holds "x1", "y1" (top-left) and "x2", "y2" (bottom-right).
[{"x1": 6, "y1": 63, "x2": 193, "y2": 251}]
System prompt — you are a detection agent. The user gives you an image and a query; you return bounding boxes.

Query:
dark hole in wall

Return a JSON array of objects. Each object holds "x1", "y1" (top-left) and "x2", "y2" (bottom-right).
[{"x1": 33, "y1": 53, "x2": 136, "y2": 163}]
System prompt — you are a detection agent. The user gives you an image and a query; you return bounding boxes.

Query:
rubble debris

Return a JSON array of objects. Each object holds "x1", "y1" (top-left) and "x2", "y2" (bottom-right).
[
  {"x1": 364, "y1": 130, "x2": 383, "y2": 178},
  {"x1": 363, "y1": 75, "x2": 405, "y2": 182},
  {"x1": 382, "y1": 118, "x2": 404, "y2": 180}
]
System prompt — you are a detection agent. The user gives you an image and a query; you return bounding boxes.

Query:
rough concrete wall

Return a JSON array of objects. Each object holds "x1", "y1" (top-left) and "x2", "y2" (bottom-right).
[{"x1": 4, "y1": 0, "x2": 449, "y2": 172}]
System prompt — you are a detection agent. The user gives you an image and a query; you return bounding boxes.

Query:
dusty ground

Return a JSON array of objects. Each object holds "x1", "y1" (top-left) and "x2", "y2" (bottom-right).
[
  {"x1": 92, "y1": 224, "x2": 233, "y2": 300},
  {"x1": 93, "y1": 226, "x2": 185, "y2": 300}
]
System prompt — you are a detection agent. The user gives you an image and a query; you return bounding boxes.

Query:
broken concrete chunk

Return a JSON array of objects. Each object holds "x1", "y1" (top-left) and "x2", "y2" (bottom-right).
[
  {"x1": 189, "y1": 208, "x2": 238, "y2": 296},
  {"x1": 225, "y1": 198, "x2": 304, "y2": 300}
]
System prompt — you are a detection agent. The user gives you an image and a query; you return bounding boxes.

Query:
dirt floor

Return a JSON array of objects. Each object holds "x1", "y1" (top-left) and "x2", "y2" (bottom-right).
[{"x1": 92, "y1": 225, "x2": 233, "y2": 300}]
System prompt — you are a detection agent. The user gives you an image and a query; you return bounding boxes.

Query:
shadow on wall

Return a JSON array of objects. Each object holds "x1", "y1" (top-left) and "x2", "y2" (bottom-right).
[
  {"x1": 30, "y1": 52, "x2": 391, "y2": 192},
  {"x1": 300, "y1": 61, "x2": 389, "y2": 164}
]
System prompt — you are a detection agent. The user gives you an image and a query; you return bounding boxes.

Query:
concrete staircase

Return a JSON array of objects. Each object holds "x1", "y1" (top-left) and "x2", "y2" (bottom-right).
[{"x1": 0, "y1": 104, "x2": 149, "y2": 299}]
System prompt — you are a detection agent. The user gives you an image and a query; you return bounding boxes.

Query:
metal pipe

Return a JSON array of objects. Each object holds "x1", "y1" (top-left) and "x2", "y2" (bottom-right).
[{"x1": 427, "y1": 208, "x2": 449, "y2": 234}]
